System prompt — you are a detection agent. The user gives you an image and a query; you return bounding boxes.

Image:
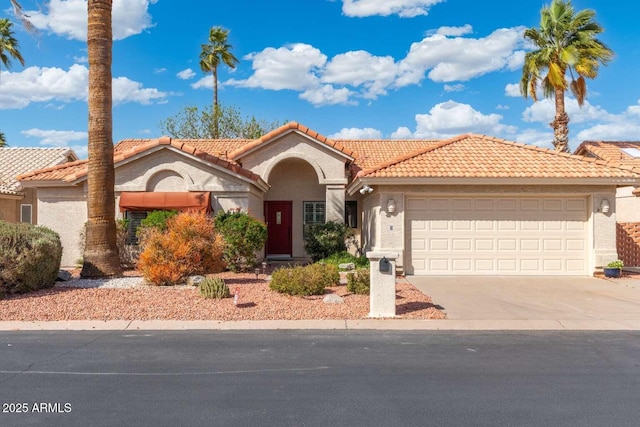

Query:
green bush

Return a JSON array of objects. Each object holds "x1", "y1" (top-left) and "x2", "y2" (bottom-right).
[
  {"x1": 346, "y1": 268, "x2": 370, "y2": 295},
  {"x1": 319, "y1": 251, "x2": 369, "y2": 268},
  {"x1": 199, "y1": 276, "x2": 230, "y2": 299},
  {"x1": 606, "y1": 260, "x2": 624, "y2": 269},
  {"x1": 303, "y1": 221, "x2": 354, "y2": 262},
  {"x1": 269, "y1": 263, "x2": 339, "y2": 296},
  {"x1": 0, "y1": 221, "x2": 62, "y2": 295},
  {"x1": 214, "y1": 209, "x2": 267, "y2": 272}
]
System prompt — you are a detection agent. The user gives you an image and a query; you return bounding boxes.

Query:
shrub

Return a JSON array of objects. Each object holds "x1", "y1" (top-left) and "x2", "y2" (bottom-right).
[
  {"x1": 346, "y1": 268, "x2": 370, "y2": 295},
  {"x1": 606, "y1": 260, "x2": 624, "y2": 269},
  {"x1": 214, "y1": 209, "x2": 267, "y2": 272},
  {"x1": 319, "y1": 251, "x2": 369, "y2": 269},
  {"x1": 269, "y1": 263, "x2": 339, "y2": 296},
  {"x1": 138, "y1": 211, "x2": 226, "y2": 285},
  {"x1": 303, "y1": 221, "x2": 354, "y2": 262},
  {"x1": 139, "y1": 210, "x2": 178, "y2": 232},
  {"x1": 199, "y1": 276, "x2": 230, "y2": 299},
  {"x1": 0, "y1": 221, "x2": 62, "y2": 295}
]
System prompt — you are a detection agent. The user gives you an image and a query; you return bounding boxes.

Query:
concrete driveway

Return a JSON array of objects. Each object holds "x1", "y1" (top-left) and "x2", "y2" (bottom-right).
[{"x1": 407, "y1": 276, "x2": 640, "y2": 329}]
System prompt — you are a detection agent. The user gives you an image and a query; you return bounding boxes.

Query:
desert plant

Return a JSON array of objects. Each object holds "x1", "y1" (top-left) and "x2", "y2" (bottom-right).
[
  {"x1": 269, "y1": 263, "x2": 339, "y2": 296},
  {"x1": 199, "y1": 276, "x2": 230, "y2": 299},
  {"x1": 138, "y1": 211, "x2": 225, "y2": 285},
  {"x1": 303, "y1": 221, "x2": 354, "y2": 262},
  {"x1": 606, "y1": 260, "x2": 624, "y2": 269},
  {"x1": 346, "y1": 268, "x2": 370, "y2": 295},
  {"x1": 139, "y1": 210, "x2": 178, "y2": 233},
  {"x1": 214, "y1": 209, "x2": 267, "y2": 271},
  {"x1": 0, "y1": 221, "x2": 62, "y2": 294}
]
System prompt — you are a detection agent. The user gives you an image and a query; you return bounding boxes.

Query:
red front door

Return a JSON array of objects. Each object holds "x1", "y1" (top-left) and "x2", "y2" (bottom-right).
[{"x1": 265, "y1": 201, "x2": 292, "y2": 256}]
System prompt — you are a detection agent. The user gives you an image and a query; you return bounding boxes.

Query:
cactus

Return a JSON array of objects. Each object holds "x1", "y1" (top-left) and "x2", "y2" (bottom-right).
[{"x1": 199, "y1": 276, "x2": 230, "y2": 299}]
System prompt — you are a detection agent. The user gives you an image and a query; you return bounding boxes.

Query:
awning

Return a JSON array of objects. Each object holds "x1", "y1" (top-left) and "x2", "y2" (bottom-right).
[{"x1": 119, "y1": 192, "x2": 211, "y2": 213}]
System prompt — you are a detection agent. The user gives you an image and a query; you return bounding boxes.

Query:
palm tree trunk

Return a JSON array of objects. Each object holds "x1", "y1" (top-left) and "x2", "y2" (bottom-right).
[
  {"x1": 213, "y1": 67, "x2": 219, "y2": 139},
  {"x1": 81, "y1": 0, "x2": 121, "y2": 278},
  {"x1": 550, "y1": 87, "x2": 570, "y2": 153}
]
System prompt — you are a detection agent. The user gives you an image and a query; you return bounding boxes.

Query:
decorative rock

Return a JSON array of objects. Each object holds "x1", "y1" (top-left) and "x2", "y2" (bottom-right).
[
  {"x1": 323, "y1": 294, "x2": 344, "y2": 304},
  {"x1": 56, "y1": 270, "x2": 72, "y2": 281},
  {"x1": 338, "y1": 263, "x2": 355, "y2": 270},
  {"x1": 186, "y1": 275, "x2": 206, "y2": 286}
]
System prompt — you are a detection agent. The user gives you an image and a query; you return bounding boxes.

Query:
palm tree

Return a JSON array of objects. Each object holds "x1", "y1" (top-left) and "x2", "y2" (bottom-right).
[
  {"x1": 520, "y1": 0, "x2": 613, "y2": 152},
  {"x1": 81, "y1": 0, "x2": 121, "y2": 278},
  {"x1": 199, "y1": 26, "x2": 238, "y2": 139},
  {"x1": 9, "y1": 0, "x2": 35, "y2": 33},
  {"x1": 0, "y1": 18, "x2": 25, "y2": 76}
]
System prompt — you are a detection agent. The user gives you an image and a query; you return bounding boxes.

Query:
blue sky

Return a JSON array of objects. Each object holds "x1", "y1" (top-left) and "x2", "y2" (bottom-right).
[{"x1": 1, "y1": 0, "x2": 639, "y2": 158}]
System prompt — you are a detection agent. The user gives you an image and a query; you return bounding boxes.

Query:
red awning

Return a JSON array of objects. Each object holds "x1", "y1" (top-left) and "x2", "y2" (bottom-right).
[{"x1": 119, "y1": 192, "x2": 211, "y2": 213}]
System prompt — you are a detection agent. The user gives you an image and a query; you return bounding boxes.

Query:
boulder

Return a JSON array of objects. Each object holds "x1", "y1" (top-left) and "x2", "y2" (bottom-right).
[
  {"x1": 186, "y1": 275, "x2": 206, "y2": 286},
  {"x1": 323, "y1": 294, "x2": 344, "y2": 304},
  {"x1": 56, "y1": 270, "x2": 72, "y2": 282}
]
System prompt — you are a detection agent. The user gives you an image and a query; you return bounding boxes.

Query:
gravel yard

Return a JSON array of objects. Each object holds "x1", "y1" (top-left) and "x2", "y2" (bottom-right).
[{"x1": 0, "y1": 271, "x2": 446, "y2": 321}]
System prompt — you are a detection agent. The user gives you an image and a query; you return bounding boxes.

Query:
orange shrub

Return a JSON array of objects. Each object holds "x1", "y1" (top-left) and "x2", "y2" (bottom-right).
[{"x1": 138, "y1": 211, "x2": 226, "y2": 285}]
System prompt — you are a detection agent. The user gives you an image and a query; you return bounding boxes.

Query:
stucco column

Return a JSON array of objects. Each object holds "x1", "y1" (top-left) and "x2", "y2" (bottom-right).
[
  {"x1": 593, "y1": 193, "x2": 619, "y2": 267},
  {"x1": 366, "y1": 251, "x2": 398, "y2": 318},
  {"x1": 325, "y1": 184, "x2": 346, "y2": 222}
]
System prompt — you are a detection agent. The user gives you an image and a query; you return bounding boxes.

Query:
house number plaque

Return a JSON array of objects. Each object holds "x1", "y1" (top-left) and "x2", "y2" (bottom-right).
[{"x1": 276, "y1": 211, "x2": 282, "y2": 224}]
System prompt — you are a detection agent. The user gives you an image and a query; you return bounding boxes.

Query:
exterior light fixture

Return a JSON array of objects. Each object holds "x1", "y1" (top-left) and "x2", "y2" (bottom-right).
[
  {"x1": 386, "y1": 199, "x2": 396, "y2": 213},
  {"x1": 359, "y1": 185, "x2": 373, "y2": 195},
  {"x1": 599, "y1": 199, "x2": 610, "y2": 213}
]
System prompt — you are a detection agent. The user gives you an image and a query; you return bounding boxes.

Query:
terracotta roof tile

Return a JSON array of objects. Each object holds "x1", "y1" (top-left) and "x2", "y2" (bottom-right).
[
  {"x1": 575, "y1": 141, "x2": 640, "y2": 169},
  {"x1": 0, "y1": 147, "x2": 78, "y2": 190},
  {"x1": 360, "y1": 134, "x2": 640, "y2": 179}
]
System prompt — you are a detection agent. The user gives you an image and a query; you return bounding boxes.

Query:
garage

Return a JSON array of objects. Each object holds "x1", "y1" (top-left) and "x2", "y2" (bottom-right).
[{"x1": 406, "y1": 196, "x2": 589, "y2": 275}]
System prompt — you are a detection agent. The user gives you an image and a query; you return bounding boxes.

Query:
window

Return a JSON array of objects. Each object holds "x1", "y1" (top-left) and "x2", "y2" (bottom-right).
[
  {"x1": 303, "y1": 201, "x2": 325, "y2": 235},
  {"x1": 345, "y1": 200, "x2": 357, "y2": 228},
  {"x1": 20, "y1": 204, "x2": 32, "y2": 224},
  {"x1": 124, "y1": 211, "x2": 148, "y2": 245}
]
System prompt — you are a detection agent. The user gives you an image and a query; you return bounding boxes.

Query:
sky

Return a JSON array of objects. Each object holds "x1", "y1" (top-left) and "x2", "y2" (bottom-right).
[{"x1": 1, "y1": 0, "x2": 639, "y2": 159}]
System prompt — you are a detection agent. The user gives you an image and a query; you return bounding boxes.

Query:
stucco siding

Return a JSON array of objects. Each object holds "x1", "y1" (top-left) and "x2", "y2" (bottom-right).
[{"x1": 616, "y1": 186, "x2": 640, "y2": 222}]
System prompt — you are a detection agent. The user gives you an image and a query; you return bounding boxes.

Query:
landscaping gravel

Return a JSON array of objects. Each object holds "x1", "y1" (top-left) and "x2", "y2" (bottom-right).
[{"x1": 0, "y1": 272, "x2": 446, "y2": 322}]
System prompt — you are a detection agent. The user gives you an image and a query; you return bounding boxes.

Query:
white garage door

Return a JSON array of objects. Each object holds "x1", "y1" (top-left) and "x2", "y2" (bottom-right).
[{"x1": 406, "y1": 196, "x2": 589, "y2": 275}]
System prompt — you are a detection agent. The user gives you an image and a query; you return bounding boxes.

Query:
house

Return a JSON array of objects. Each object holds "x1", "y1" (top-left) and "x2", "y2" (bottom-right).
[
  {"x1": 18, "y1": 122, "x2": 640, "y2": 275},
  {"x1": 0, "y1": 147, "x2": 78, "y2": 224},
  {"x1": 575, "y1": 141, "x2": 640, "y2": 266}
]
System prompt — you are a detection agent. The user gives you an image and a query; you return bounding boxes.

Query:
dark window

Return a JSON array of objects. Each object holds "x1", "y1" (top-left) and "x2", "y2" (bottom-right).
[
  {"x1": 20, "y1": 204, "x2": 32, "y2": 224},
  {"x1": 125, "y1": 211, "x2": 148, "y2": 245},
  {"x1": 303, "y1": 201, "x2": 325, "y2": 235},
  {"x1": 345, "y1": 200, "x2": 357, "y2": 228}
]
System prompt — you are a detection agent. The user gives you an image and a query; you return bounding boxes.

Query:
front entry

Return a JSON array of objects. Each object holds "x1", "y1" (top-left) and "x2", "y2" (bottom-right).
[{"x1": 265, "y1": 201, "x2": 292, "y2": 257}]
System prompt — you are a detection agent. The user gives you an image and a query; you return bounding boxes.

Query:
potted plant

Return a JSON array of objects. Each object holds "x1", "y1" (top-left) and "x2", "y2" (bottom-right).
[{"x1": 603, "y1": 260, "x2": 624, "y2": 278}]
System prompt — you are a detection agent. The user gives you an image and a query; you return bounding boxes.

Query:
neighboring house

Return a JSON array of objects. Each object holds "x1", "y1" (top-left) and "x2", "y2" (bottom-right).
[
  {"x1": 575, "y1": 141, "x2": 640, "y2": 266},
  {"x1": 0, "y1": 147, "x2": 78, "y2": 224},
  {"x1": 18, "y1": 122, "x2": 640, "y2": 275}
]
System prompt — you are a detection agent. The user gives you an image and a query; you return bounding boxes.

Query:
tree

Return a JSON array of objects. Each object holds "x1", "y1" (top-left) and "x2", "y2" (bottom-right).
[
  {"x1": 0, "y1": 18, "x2": 24, "y2": 77},
  {"x1": 81, "y1": 0, "x2": 121, "y2": 278},
  {"x1": 520, "y1": 0, "x2": 613, "y2": 152},
  {"x1": 199, "y1": 26, "x2": 238, "y2": 138},
  {"x1": 9, "y1": 0, "x2": 36, "y2": 33},
  {"x1": 160, "y1": 104, "x2": 283, "y2": 139},
  {"x1": 0, "y1": 131, "x2": 6, "y2": 147}
]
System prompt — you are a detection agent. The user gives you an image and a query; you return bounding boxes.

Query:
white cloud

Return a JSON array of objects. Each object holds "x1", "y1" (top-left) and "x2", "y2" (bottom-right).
[
  {"x1": 300, "y1": 85, "x2": 355, "y2": 106},
  {"x1": 394, "y1": 100, "x2": 516, "y2": 138},
  {"x1": 505, "y1": 83, "x2": 520, "y2": 97},
  {"x1": 436, "y1": 24, "x2": 473, "y2": 37},
  {"x1": 444, "y1": 83, "x2": 464, "y2": 92},
  {"x1": 516, "y1": 129, "x2": 554, "y2": 149},
  {"x1": 26, "y1": 0, "x2": 156, "y2": 41},
  {"x1": 342, "y1": 0, "x2": 445, "y2": 18},
  {"x1": 0, "y1": 65, "x2": 170, "y2": 109},
  {"x1": 574, "y1": 100, "x2": 640, "y2": 142},
  {"x1": 329, "y1": 127, "x2": 383, "y2": 139},
  {"x1": 391, "y1": 127, "x2": 414, "y2": 139},
  {"x1": 397, "y1": 27, "x2": 526, "y2": 86},
  {"x1": 21, "y1": 128, "x2": 89, "y2": 157},
  {"x1": 177, "y1": 68, "x2": 196, "y2": 80},
  {"x1": 522, "y1": 98, "x2": 614, "y2": 125},
  {"x1": 322, "y1": 50, "x2": 398, "y2": 99},
  {"x1": 153, "y1": 68, "x2": 166, "y2": 74}
]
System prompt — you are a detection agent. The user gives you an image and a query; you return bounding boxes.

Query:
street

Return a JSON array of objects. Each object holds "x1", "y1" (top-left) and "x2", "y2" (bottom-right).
[{"x1": 1, "y1": 330, "x2": 639, "y2": 426}]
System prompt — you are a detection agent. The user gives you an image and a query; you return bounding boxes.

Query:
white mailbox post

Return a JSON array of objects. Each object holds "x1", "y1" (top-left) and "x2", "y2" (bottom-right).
[{"x1": 366, "y1": 251, "x2": 399, "y2": 318}]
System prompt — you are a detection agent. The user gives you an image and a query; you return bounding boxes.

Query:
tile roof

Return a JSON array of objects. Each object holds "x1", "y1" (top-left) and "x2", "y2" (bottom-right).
[
  {"x1": 115, "y1": 138, "x2": 251, "y2": 159},
  {"x1": 0, "y1": 147, "x2": 78, "y2": 190},
  {"x1": 336, "y1": 139, "x2": 440, "y2": 175},
  {"x1": 19, "y1": 137, "x2": 263, "y2": 183},
  {"x1": 574, "y1": 141, "x2": 640, "y2": 169},
  {"x1": 358, "y1": 134, "x2": 640, "y2": 179},
  {"x1": 228, "y1": 122, "x2": 355, "y2": 159}
]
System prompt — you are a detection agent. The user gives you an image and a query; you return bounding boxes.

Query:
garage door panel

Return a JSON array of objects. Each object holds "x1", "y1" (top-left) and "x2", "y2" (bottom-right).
[{"x1": 407, "y1": 196, "x2": 589, "y2": 275}]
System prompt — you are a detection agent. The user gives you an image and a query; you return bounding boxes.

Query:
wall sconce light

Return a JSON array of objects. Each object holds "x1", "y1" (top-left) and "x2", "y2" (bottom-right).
[
  {"x1": 599, "y1": 199, "x2": 610, "y2": 213},
  {"x1": 359, "y1": 185, "x2": 373, "y2": 195},
  {"x1": 386, "y1": 199, "x2": 396, "y2": 213}
]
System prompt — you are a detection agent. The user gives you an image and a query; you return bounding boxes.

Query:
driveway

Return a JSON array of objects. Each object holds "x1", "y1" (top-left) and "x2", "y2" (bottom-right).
[{"x1": 407, "y1": 276, "x2": 640, "y2": 328}]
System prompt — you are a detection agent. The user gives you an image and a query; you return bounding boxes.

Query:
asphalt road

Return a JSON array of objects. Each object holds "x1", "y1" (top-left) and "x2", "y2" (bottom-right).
[{"x1": 1, "y1": 331, "x2": 639, "y2": 426}]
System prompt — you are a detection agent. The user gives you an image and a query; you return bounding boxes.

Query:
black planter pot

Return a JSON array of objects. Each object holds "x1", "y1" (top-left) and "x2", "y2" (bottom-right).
[{"x1": 603, "y1": 268, "x2": 622, "y2": 278}]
